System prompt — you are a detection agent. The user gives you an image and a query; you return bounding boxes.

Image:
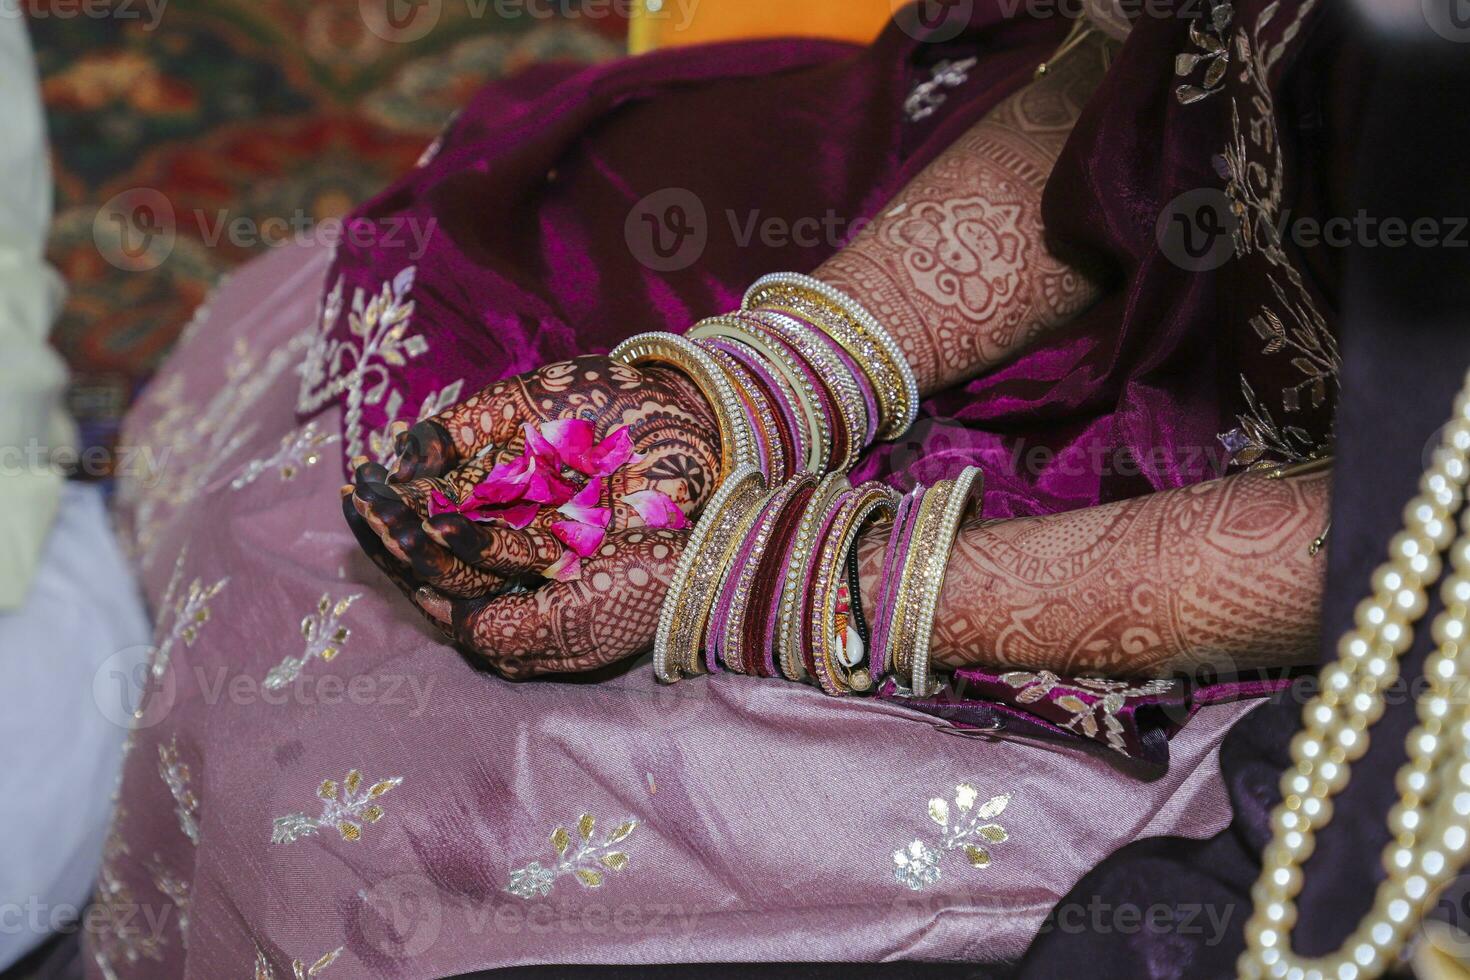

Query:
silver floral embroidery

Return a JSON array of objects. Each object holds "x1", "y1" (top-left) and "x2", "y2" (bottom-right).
[
  {"x1": 905, "y1": 57, "x2": 978, "y2": 123},
  {"x1": 158, "y1": 738, "x2": 200, "y2": 845},
  {"x1": 1174, "y1": 1, "x2": 1234, "y2": 103},
  {"x1": 150, "y1": 553, "x2": 228, "y2": 682},
  {"x1": 263, "y1": 593, "x2": 361, "y2": 692},
  {"x1": 295, "y1": 267, "x2": 430, "y2": 463},
  {"x1": 893, "y1": 785, "x2": 1010, "y2": 890},
  {"x1": 147, "y1": 857, "x2": 191, "y2": 948},
  {"x1": 92, "y1": 825, "x2": 165, "y2": 979},
  {"x1": 272, "y1": 769, "x2": 403, "y2": 845},
  {"x1": 254, "y1": 945, "x2": 344, "y2": 979},
  {"x1": 232, "y1": 421, "x2": 339, "y2": 490},
  {"x1": 507, "y1": 814, "x2": 638, "y2": 899},
  {"x1": 1002, "y1": 670, "x2": 1174, "y2": 756}
]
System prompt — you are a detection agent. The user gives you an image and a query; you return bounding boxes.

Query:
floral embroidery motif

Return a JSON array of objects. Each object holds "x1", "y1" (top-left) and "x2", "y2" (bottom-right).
[
  {"x1": 125, "y1": 334, "x2": 307, "y2": 567},
  {"x1": 904, "y1": 56, "x2": 978, "y2": 122},
  {"x1": 147, "y1": 857, "x2": 191, "y2": 948},
  {"x1": 272, "y1": 769, "x2": 403, "y2": 845},
  {"x1": 150, "y1": 553, "x2": 228, "y2": 682},
  {"x1": 1002, "y1": 670, "x2": 1174, "y2": 756},
  {"x1": 366, "y1": 380, "x2": 465, "y2": 466},
  {"x1": 893, "y1": 785, "x2": 1010, "y2": 891},
  {"x1": 232, "y1": 421, "x2": 339, "y2": 490},
  {"x1": 296, "y1": 267, "x2": 431, "y2": 463},
  {"x1": 92, "y1": 825, "x2": 166, "y2": 979},
  {"x1": 1177, "y1": 0, "x2": 1337, "y2": 467},
  {"x1": 506, "y1": 814, "x2": 638, "y2": 899},
  {"x1": 1173, "y1": 2, "x2": 1234, "y2": 103},
  {"x1": 263, "y1": 594, "x2": 361, "y2": 692},
  {"x1": 254, "y1": 945, "x2": 344, "y2": 979},
  {"x1": 158, "y1": 739, "x2": 200, "y2": 845}
]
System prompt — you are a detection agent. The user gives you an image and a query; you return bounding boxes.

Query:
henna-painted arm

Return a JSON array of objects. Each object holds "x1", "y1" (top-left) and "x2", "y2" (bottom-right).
[
  {"x1": 819, "y1": 30, "x2": 1113, "y2": 395},
  {"x1": 861, "y1": 468, "x2": 1331, "y2": 677}
]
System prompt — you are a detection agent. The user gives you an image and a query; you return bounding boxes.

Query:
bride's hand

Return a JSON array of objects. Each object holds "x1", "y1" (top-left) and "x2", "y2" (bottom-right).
[{"x1": 343, "y1": 354, "x2": 718, "y2": 673}]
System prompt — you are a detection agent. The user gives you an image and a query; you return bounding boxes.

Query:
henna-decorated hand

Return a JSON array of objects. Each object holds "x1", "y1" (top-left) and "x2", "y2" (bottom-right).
[{"x1": 344, "y1": 354, "x2": 720, "y2": 676}]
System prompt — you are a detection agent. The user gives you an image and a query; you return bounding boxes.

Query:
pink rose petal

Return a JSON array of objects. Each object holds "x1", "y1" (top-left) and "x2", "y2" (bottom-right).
[
  {"x1": 557, "y1": 477, "x2": 612, "y2": 529},
  {"x1": 538, "y1": 418, "x2": 596, "y2": 468},
  {"x1": 521, "y1": 422, "x2": 559, "y2": 465},
  {"x1": 551, "y1": 519, "x2": 607, "y2": 559},
  {"x1": 623, "y1": 489, "x2": 688, "y2": 530},
  {"x1": 460, "y1": 500, "x2": 541, "y2": 529},
  {"x1": 427, "y1": 489, "x2": 459, "y2": 517},
  {"x1": 543, "y1": 549, "x2": 582, "y2": 582},
  {"x1": 464, "y1": 454, "x2": 532, "y2": 506},
  {"x1": 581, "y1": 426, "x2": 639, "y2": 477},
  {"x1": 521, "y1": 456, "x2": 576, "y2": 506}
]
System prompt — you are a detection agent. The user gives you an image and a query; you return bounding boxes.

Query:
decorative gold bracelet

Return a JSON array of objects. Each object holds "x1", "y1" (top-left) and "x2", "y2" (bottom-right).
[
  {"x1": 886, "y1": 482, "x2": 951, "y2": 685},
  {"x1": 811, "y1": 482, "x2": 897, "y2": 697},
  {"x1": 610, "y1": 332, "x2": 759, "y2": 482},
  {"x1": 777, "y1": 472, "x2": 849, "y2": 681},
  {"x1": 745, "y1": 272, "x2": 919, "y2": 441},
  {"x1": 688, "y1": 315, "x2": 829, "y2": 474},
  {"x1": 907, "y1": 466, "x2": 982, "y2": 696},
  {"x1": 653, "y1": 464, "x2": 765, "y2": 683}
]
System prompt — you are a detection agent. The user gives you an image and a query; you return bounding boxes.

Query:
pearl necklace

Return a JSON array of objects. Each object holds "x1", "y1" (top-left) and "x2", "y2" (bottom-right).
[{"x1": 1241, "y1": 377, "x2": 1470, "y2": 980}]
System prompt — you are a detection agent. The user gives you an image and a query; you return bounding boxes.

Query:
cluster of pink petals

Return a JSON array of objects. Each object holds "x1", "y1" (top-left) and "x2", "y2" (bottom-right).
[{"x1": 427, "y1": 419, "x2": 686, "y2": 582}]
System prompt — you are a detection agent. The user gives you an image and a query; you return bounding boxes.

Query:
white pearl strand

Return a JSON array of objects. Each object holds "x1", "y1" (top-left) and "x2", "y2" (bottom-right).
[{"x1": 1240, "y1": 375, "x2": 1470, "y2": 980}]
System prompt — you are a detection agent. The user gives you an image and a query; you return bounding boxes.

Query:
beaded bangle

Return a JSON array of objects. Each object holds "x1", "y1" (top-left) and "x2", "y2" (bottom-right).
[
  {"x1": 689, "y1": 315, "x2": 829, "y2": 474},
  {"x1": 777, "y1": 472, "x2": 848, "y2": 680},
  {"x1": 747, "y1": 478, "x2": 818, "y2": 677},
  {"x1": 886, "y1": 482, "x2": 953, "y2": 685},
  {"x1": 707, "y1": 337, "x2": 805, "y2": 479},
  {"x1": 810, "y1": 483, "x2": 896, "y2": 696},
  {"x1": 610, "y1": 332, "x2": 759, "y2": 482},
  {"x1": 892, "y1": 467, "x2": 983, "y2": 696},
  {"x1": 707, "y1": 479, "x2": 804, "y2": 673},
  {"x1": 868, "y1": 489, "x2": 920, "y2": 683},
  {"x1": 704, "y1": 343, "x2": 784, "y2": 482},
  {"x1": 795, "y1": 482, "x2": 856, "y2": 681},
  {"x1": 745, "y1": 272, "x2": 919, "y2": 441},
  {"x1": 653, "y1": 464, "x2": 765, "y2": 683},
  {"x1": 745, "y1": 309, "x2": 867, "y2": 475}
]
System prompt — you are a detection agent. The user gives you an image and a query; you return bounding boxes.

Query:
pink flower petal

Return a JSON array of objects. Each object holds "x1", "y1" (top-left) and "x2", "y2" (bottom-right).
[
  {"x1": 427, "y1": 490, "x2": 459, "y2": 517},
  {"x1": 623, "y1": 489, "x2": 688, "y2": 530},
  {"x1": 521, "y1": 456, "x2": 577, "y2": 506},
  {"x1": 521, "y1": 422, "x2": 559, "y2": 465},
  {"x1": 538, "y1": 419, "x2": 596, "y2": 469},
  {"x1": 463, "y1": 454, "x2": 532, "y2": 507},
  {"x1": 581, "y1": 426, "x2": 639, "y2": 477},
  {"x1": 543, "y1": 549, "x2": 582, "y2": 582},
  {"x1": 460, "y1": 500, "x2": 541, "y2": 529},
  {"x1": 551, "y1": 519, "x2": 607, "y2": 559},
  {"x1": 557, "y1": 477, "x2": 612, "y2": 529}
]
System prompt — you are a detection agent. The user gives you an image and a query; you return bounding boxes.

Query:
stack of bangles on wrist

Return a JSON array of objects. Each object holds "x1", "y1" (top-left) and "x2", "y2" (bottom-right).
[{"x1": 610, "y1": 273, "x2": 978, "y2": 697}]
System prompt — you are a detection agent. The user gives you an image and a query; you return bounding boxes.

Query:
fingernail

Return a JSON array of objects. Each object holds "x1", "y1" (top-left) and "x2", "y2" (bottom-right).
[
  {"x1": 339, "y1": 484, "x2": 355, "y2": 498},
  {"x1": 351, "y1": 455, "x2": 370, "y2": 470},
  {"x1": 359, "y1": 482, "x2": 398, "y2": 505},
  {"x1": 390, "y1": 420, "x2": 410, "y2": 437}
]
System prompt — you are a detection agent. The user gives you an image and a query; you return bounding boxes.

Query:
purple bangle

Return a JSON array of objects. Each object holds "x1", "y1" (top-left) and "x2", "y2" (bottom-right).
[
  {"x1": 702, "y1": 338, "x2": 795, "y2": 482},
  {"x1": 719, "y1": 337, "x2": 806, "y2": 479},
  {"x1": 797, "y1": 484, "x2": 854, "y2": 680},
  {"x1": 703, "y1": 491, "x2": 773, "y2": 674},
  {"x1": 704, "y1": 343, "x2": 778, "y2": 482},
  {"x1": 733, "y1": 311, "x2": 846, "y2": 472},
  {"x1": 753, "y1": 480, "x2": 818, "y2": 677},
  {"x1": 870, "y1": 486, "x2": 924, "y2": 681},
  {"x1": 777, "y1": 307, "x2": 881, "y2": 447}
]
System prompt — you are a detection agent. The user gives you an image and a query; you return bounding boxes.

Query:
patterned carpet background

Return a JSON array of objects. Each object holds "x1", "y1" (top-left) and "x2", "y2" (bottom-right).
[{"x1": 26, "y1": 0, "x2": 624, "y2": 466}]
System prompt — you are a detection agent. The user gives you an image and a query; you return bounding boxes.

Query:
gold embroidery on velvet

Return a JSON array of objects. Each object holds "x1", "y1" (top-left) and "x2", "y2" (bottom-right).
[
  {"x1": 1176, "y1": 0, "x2": 1337, "y2": 468},
  {"x1": 1173, "y1": 2, "x2": 1233, "y2": 103},
  {"x1": 1001, "y1": 670, "x2": 1174, "y2": 756},
  {"x1": 254, "y1": 945, "x2": 344, "y2": 979},
  {"x1": 893, "y1": 785, "x2": 1010, "y2": 890},
  {"x1": 263, "y1": 593, "x2": 362, "y2": 692},
  {"x1": 295, "y1": 267, "x2": 432, "y2": 463},
  {"x1": 507, "y1": 814, "x2": 638, "y2": 899},
  {"x1": 232, "y1": 420, "x2": 339, "y2": 490},
  {"x1": 158, "y1": 738, "x2": 200, "y2": 845},
  {"x1": 272, "y1": 769, "x2": 403, "y2": 845}
]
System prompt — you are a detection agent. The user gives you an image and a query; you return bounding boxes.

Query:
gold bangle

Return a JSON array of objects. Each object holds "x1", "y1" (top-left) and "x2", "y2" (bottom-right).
[
  {"x1": 887, "y1": 482, "x2": 952, "y2": 684},
  {"x1": 744, "y1": 309, "x2": 868, "y2": 475},
  {"x1": 777, "y1": 472, "x2": 849, "y2": 681},
  {"x1": 811, "y1": 483, "x2": 896, "y2": 696},
  {"x1": 688, "y1": 315, "x2": 829, "y2": 474},
  {"x1": 719, "y1": 475, "x2": 816, "y2": 673},
  {"x1": 745, "y1": 273, "x2": 919, "y2": 441},
  {"x1": 907, "y1": 467, "x2": 982, "y2": 696},
  {"x1": 653, "y1": 465, "x2": 765, "y2": 683},
  {"x1": 610, "y1": 332, "x2": 759, "y2": 483}
]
